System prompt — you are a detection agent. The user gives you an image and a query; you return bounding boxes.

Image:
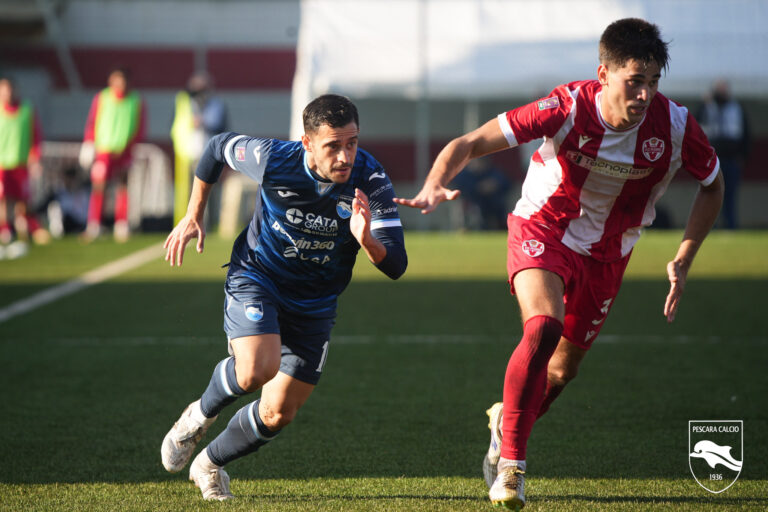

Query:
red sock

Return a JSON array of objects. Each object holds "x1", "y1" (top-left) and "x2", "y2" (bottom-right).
[
  {"x1": 536, "y1": 379, "x2": 565, "y2": 419},
  {"x1": 88, "y1": 189, "x2": 104, "y2": 225},
  {"x1": 25, "y1": 214, "x2": 41, "y2": 233},
  {"x1": 501, "y1": 315, "x2": 563, "y2": 460},
  {"x1": 114, "y1": 187, "x2": 128, "y2": 223}
]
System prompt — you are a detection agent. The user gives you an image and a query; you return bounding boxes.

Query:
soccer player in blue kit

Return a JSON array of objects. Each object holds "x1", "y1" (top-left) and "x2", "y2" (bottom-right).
[{"x1": 160, "y1": 94, "x2": 407, "y2": 501}]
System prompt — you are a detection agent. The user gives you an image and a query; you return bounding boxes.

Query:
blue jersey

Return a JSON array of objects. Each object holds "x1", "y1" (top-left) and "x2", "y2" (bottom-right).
[{"x1": 198, "y1": 132, "x2": 406, "y2": 315}]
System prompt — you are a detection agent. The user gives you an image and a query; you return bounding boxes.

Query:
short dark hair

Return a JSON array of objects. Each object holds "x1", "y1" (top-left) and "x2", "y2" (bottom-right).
[
  {"x1": 302, "y1": 94, "x2": 359, "y2": 134},
  {"x1": 599, "y1": 18, "x2": 669, "y2": 72}
]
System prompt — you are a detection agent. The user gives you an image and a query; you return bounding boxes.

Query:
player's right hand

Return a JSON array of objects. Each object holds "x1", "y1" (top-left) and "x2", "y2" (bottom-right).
[
  {"x1": 393, "y1": 183, "x2": 460, "y2": 214},
  {"x1": 163, "y1": 216, "x2": 205, "y2": 267}
]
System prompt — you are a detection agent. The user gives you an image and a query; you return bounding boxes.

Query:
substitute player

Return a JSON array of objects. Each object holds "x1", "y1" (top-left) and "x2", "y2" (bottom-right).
[
  {"x1": 81, "y1": 67, "x2": 146, "y2": 242},
  {"x1": 395, "y1": 18, "x2": 723, "y2": 509},
  {"x1": 161, "y1": 94, "x2": 407, "y2": 501},
  {"x1": 0, "y1": 77, "x2": 49, "y2": 247}
]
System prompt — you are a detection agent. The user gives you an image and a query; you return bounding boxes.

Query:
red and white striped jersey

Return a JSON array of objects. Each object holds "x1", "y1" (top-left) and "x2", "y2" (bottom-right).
[{"x1": 499, "y1": 80, "x2": 719, "y2": 262}]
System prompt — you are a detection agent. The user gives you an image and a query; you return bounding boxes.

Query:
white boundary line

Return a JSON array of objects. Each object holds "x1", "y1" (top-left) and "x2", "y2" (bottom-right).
[{"x1": 0, "y1": 243, "x2": 164, "y2": 324}]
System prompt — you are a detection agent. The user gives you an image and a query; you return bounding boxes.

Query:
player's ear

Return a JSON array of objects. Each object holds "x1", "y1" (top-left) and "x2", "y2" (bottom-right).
[
  {"x1": 301, "y1": 133, "x2": 312, "y2": 152},
  {"x1": 597, "y1": 64, "x2": 608, "y2": 86}
]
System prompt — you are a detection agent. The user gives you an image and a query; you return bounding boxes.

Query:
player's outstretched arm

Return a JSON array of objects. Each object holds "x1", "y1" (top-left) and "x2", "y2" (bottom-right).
[
  {"x1": 393, "y1": 118, "x2": 509, "y2": 214},
  {"x1": 164, "y1": 177, "x2": 213, "y2": 267},
  {"x1": 664, "y1": 171, "x2": 724, "y2": 322}
]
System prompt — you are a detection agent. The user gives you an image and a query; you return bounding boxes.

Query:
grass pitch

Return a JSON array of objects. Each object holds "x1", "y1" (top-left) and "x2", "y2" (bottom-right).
[{"x1": 0, "y1": 230, "x2": 766, "y2": 511}]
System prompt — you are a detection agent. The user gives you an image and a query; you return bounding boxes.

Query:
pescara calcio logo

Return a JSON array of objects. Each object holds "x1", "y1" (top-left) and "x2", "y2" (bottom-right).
[
  {"x1": 336, "y1": 195, "x2": 353, "y2": 219},
  {"x1": 688, "y1": 420, "x2": 743, "y2": 493}
]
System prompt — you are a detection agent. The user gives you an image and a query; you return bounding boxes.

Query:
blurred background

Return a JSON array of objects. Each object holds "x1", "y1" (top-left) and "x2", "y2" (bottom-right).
[{"x1": 1, "y1": 0, "x2": 766, "y2": 238}]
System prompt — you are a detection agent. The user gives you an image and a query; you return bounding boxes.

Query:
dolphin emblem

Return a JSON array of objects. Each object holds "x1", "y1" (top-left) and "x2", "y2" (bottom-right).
[{"x1": 689, "y1": 440, "x2": 742, "y2": 472}]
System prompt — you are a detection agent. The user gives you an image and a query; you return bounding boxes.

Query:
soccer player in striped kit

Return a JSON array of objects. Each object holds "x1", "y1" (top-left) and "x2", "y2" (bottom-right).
[
  {"x1": 161, "y1": 94, "x2": 407, "y2": 501},
  {"x1": 395, "y1": 18, "x2": 723, "y2": 509}
]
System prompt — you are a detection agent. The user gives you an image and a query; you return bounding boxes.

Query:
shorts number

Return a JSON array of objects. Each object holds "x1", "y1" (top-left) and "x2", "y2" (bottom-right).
[{"x1": 316, "y1": 340, "x2": 330, "y2": 372}]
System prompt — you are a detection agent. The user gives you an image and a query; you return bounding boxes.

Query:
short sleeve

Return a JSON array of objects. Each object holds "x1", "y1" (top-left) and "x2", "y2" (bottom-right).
[
  {"x1": 499, "y1": 84, "x2": 575, "y2": 147},
  {"x1": 682, "y1": 112, "x2": 720, "y2": 186},
  {"x1": 222, "y1": 135, "x2": 274, "y2": 184}
]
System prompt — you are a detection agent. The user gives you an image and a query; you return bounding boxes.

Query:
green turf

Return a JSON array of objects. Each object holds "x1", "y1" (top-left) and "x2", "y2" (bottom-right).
[{"x1": 0, "y1": 230, "x2": 766, "y2": 511}]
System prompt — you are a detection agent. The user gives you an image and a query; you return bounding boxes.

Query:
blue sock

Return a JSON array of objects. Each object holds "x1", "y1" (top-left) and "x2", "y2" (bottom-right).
[
  {"x1": 200, "y1": 357, "x2": 247, "y2": 418},
  {"x1": 206, "y1": 399, "x2": 280, "y2": 466}
]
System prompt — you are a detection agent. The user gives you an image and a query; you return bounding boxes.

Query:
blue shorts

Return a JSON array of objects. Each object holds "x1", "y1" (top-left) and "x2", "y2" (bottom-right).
[{"x1": 223, "y1": 273, "x2": 336, "y2": 385}]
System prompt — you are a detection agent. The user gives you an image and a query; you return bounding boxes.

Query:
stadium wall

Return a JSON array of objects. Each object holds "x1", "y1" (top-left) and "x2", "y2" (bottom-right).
[{"x1": 1, "y1": 0, "x2": 766, "y2": 228}]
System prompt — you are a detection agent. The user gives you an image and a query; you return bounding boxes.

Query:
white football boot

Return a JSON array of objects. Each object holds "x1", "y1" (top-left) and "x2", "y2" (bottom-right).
[
  {"x1": 488, "y1": 463, "x2": 526, "y2": 510},
  {"x1": 161, "y1": 399, "x2": 217, "y2": 473},
  {"x1": 483, "y1": 402, "x2": 503, "y2": 488},
  {"x1": 189, "y1": 449, "x2": 234, "y2": 501}
]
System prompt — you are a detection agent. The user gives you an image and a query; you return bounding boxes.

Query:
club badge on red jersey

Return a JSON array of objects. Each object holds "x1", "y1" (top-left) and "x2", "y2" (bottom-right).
[
  {"x1": 642, "y1": 137, "x2": 665, "y2": 162},
  {"x1": 522, "y1": 239, "x2": 545, "y2": 257}
]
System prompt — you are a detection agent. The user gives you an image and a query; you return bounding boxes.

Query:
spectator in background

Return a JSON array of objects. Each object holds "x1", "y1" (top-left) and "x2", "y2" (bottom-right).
[
  {"x1": 36, "y1": 166, "x2": 90, "y2": 237},
  {"x1": 696, "y1": 79, "x2": 751, "y2": 230},
  {"x1": 0, "y1": 77, "x2": 49, "y2": 248},
  {"x1": 170, "y1": 72, "x2": 228, "y2": 225},
  {"x1": 80, "y1": 67, "x2": 146, "y2": 242},
  {"x1": 450, "y1": 157, "x2": 512, "y2": 230}
]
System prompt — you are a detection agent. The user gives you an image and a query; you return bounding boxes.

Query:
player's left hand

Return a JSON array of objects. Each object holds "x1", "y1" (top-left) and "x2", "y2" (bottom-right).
[
  {"x1": 664, "y1": 259, "x2": 689, "y2": 323},
  {"x1": 350, "y1": 188, "x2": 372, "y2": 245},
  {"x1": 163, "y1": 215, "x2": 205, "y2": 267}
]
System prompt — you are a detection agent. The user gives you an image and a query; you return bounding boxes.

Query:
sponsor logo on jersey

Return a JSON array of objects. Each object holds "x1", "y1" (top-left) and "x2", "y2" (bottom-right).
[
  {"x1": 369, "y1": 182, "x2": 393, "y2": 198},
  {"x1": 277, "y1": 190, "x2": 299, "y2": 198},
  {"x1": 253, "y1": 145, "x2": 261, "y2": 164},
  {"x1": 235, "y1": 146, "x2": 246, "y2": 161},
  {"x1": 537, "y1": 97, "x2": 560, "y2": 110},
  {"x1": 522, "y1": 239, "x2": 545, "y2": 257},
  {"x1": 689, "y1": 420, "x2": 743, "y2": 494},
  {"x1": 286, "y1": 208, "x2": 304, "y2": 224},
  {"x1": 283, "y1": 246, "x2": 298, "y2": 258},
  {"x1": 642, "y1": 137, "x2": 665, "y2": 162},
  {"x1": 374, "y1": 206, "x2": 398, "y2": 215},
  {"x1": 336, "y1": 195, "x2": 353, "y2": 219},
  {"x1": 369, "y1": 171, "x2": 386, "y2": 181},
  {"x1": 566, "y1": 151, "x2": 654, "y2": 180},
  {"x1": 578, "y1": 134, "x2": 592, "y2": 148},
  {"x1": 283, "y1": 208, "x2": 338, "y2": 234},
  {"x1": 244, "y1": 301, "x2": 263, "y2": 322}
]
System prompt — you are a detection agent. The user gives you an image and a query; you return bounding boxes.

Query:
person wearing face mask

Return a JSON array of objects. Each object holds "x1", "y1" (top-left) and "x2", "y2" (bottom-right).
[
  {"x1": 171, "y1": 72, "x2": 228, "y2": 224},
  {"x1": 696, "y1": 80, "x2": 751, "y2": 230}
]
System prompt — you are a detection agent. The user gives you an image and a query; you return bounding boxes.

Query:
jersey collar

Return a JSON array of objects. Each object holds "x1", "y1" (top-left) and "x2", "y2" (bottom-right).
[{"x1": 303, "y1": 151, "x2": 336, "y2": 195}]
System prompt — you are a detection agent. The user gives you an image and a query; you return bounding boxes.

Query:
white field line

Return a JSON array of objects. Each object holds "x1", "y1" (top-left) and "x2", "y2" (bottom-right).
[
  {"x1": 25, "y1": 333, "x2": 768, "y2": 347},
  {"x1": 0, "y1": 243, "x2": 163, "y2": 324}
]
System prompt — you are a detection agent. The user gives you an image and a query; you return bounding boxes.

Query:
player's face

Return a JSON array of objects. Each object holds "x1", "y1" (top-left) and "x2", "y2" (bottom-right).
[
  {"x1": 302, "y1": 122, "x2": 359, "y2": 183},
  {"x1": 0, "y1": 80, "x2": 12, "y2": 105},
  {"x1": 108, "y1": 72, "x2": 127, "y2": 95},
  {"x1": 598, "y1": 59, "x2": 661, "y2": 130}
]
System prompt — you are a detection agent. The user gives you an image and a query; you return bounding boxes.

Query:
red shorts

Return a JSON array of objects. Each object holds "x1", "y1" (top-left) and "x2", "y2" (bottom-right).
[
  {"x1": 0, "y1": 167, "x2": 30, "y2": 201},
  {"x1": 91, "y1": 152, "x2": 132, "y2": 184},
  {"x1": 506, "y1": 214, "x2": 631, "y2": 350}
]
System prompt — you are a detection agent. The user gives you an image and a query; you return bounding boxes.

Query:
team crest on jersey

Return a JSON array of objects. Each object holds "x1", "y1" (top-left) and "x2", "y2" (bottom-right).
[
  {"x1": 642, "y1": 137, "x2": 665, "y2": 162},
  {"x1": 235, "y1": 146, "x2": 246, "y2": 161},
  {"x1": 336, "y1": 195, "x2": 354, "y2": 219},
  {"x1": 244, "y1": 301, "x2": 263, "y2": 322},
  {"x1": 537, "y1": 97, "x2": 560, "y2": 110},
  {"x1": 522, "y1": 239, "x2": 545, "y2": 257}
]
